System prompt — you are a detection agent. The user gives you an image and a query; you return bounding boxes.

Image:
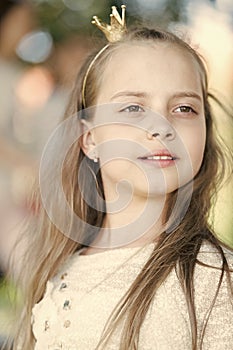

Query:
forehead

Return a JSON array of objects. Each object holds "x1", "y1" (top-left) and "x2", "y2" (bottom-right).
[{"x1": 97, "y1": 42, "x2": 204, "y2": 103}]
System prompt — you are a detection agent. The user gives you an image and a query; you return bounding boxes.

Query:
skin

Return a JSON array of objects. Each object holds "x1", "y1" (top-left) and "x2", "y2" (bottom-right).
[{"x1": 81, "y1": 43, "x2": 206, "y2": 252}]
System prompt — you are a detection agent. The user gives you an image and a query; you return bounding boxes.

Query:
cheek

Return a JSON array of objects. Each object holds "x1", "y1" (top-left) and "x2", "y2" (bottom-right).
[
  {"x1": 94, "y1": 124, "x2": 140, "y2": 141},
  {"x1": 189, "y1": 137, "x2": 205, "y2": 171},
  {"x1": 179, "y1": 120, "x2": 206, "y2": 175},
  {"x1": 93, "y1": 126, "x2": 149, "y2": 189},
  {"x1": 94, "y1": 125, "x2": 142, "y2": 159},
  {"x1": 101, "y1": 159, "x2": 146, "y2": 181}
]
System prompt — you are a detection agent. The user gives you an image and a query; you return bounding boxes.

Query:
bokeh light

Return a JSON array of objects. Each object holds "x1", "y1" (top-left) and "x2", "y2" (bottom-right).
[{"x1": 16, "y1": 30, "x2": 53, "y2": 63}]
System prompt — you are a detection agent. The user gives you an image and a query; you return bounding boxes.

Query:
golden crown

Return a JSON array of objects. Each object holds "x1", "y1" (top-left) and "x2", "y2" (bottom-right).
[{"x1": 91, "y1": 5, "x2": 127, "y2": 42}]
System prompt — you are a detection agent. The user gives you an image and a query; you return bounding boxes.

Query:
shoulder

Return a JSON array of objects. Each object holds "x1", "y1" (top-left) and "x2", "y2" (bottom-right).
[
  {"x1": 31, "y1": 253, "x2": 82, "y2": 348},
  {"x1": 193, "y1": 241, "x2": 233, "y2": 346},
  {"x1": 194, "y1": 240, "x2": 233, "y2": 287},
  {"x1": 31, "y1": 253, "x2": 81, "y2": 323},
  {"x1": 194, "y1": 240, "x2": 233, "y2": 313},
  {"x1": 196, "y1": 240, "x2": 233, "y2": 269}
]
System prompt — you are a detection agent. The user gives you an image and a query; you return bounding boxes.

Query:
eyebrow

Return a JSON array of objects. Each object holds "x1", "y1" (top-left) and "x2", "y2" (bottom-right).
[
  {"x1": 110, "y1": 91, "x2": 147, "y2": 101},
  {"x1": 110, "y1": 90, "x2": 202, "y2": 102},
  {"x1": 172, "y1": 92, "x2": 202, "y2": 102}
]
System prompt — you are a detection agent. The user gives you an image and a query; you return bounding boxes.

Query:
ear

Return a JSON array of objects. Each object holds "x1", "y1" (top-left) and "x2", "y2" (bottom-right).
[{"x1": 80, "y1": 119, "x2": 97, "y2": 159}]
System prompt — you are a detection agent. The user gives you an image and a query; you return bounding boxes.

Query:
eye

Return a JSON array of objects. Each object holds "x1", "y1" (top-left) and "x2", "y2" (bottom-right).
[
  {"x1": 120, "y1": 104, "x2": 145, "y2": 113},
  {"x1": 173, "y1": 105, "x2": 197, "y2": 114}
]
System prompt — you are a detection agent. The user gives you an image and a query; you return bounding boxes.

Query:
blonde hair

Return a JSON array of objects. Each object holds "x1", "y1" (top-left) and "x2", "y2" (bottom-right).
[{"x1": 11, "y1": 27, "x2": 233, "y2": 350}]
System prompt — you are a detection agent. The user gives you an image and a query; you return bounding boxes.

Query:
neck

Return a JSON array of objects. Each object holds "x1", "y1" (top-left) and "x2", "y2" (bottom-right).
[{"x1": 88, "y1": 190, "x2": 167, "y2": 250}]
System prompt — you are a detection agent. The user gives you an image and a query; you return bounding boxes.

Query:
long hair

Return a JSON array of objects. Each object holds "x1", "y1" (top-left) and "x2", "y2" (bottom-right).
[{"x1": 11, "y1": 27, "x2": 233, "y2": 350}]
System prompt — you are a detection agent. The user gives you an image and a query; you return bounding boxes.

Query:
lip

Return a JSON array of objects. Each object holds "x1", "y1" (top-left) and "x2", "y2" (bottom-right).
[{"x1": 137, "y1": 149, "x2": 179, "y2": 168}]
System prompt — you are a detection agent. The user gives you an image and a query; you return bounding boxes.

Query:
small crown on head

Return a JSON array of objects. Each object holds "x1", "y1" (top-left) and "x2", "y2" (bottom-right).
[{"x1": 91, "y1": 5, "x2": 127, "y2": 43}]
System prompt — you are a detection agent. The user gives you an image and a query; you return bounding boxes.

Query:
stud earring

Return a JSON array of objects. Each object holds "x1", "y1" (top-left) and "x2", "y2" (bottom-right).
[{"x1": 93, "y1": 156, "x2": 99, "y2": 163}]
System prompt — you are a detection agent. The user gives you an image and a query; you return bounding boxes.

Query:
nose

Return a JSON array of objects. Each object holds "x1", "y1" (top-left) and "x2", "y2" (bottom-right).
[
  {"x1": 145, "y1": 109, "x2": 176, "y2": 141},
  {"x1": 147, "y1": 126, "x2": 176, "y2": 141}
]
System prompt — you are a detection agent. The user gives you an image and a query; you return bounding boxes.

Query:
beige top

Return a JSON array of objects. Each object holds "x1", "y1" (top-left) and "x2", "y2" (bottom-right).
[{"x1": 31, "y1": 241, "x2": 233, "y2": 349}]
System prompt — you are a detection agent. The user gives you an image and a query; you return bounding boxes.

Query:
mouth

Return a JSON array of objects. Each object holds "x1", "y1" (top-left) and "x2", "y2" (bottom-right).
[{"x1": 137, "y1": 149, "x2": 179, "y2": 167}]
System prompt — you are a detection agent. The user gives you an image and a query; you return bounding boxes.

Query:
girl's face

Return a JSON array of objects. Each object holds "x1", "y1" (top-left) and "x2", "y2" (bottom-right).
[{"x1": 82, "y1": 43, "x2": 206, "y2": 202}]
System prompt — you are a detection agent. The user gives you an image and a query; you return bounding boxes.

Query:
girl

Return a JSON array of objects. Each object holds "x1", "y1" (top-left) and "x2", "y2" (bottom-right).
[{"x1": 12, "y1": 5, "x2": 233, "y2": 350}]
